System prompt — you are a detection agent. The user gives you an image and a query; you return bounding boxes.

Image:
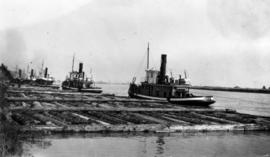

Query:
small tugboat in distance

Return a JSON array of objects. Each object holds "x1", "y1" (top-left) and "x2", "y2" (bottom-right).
[
  {"x1": 35, "y1": 67, "x2": 55, "y2": 86},
  {"x1": 62, "y1": 56, "x2": 102, "y2": 93},
  {"x1": 128, "y1": 44, "x2": 215, "y2": 106}
]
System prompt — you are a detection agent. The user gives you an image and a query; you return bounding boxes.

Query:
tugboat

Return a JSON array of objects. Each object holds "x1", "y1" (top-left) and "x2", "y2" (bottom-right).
[
  {"x1": 62, "y1": 56, "x2": 102, "y2": 93},
  {"x1": 128, "y1": 44, "x2": 215, "y2": 106},
  {"x1": 12, "y1": 63, "x2": 57, "y2": 88},
  {"x1": 35, "y1": 67, "x2": 54, "y2": 85}
]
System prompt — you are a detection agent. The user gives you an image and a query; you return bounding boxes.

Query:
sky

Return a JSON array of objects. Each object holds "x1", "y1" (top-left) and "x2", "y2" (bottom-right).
[{"x1": 0, "y1": 0, "x2": 270, "y2": 87}]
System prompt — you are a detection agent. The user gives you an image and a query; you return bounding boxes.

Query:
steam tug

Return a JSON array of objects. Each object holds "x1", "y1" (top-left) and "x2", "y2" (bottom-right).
[
  {"x1": 13, "y1": 65, "x2": 56, "y2": 88},
  {"x1": 128, "y1": 44, "x2": 215, "y2": 106},
  {"x1": 62, "y1": 57, "x2": 102, "y2": 93},
  {"x1": 35, "y1": 67, "x2": 54, "y2": 85}
]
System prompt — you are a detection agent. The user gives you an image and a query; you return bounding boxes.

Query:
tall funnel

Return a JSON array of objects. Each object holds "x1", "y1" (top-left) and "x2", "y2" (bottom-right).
[
  {"x1": 44, "y1": 67, "x2": 48, "y2": 78},
  {"x1": 79, "y1": 62, "x2": 83, "y2": 73},
  {"x1": 30, "y1": 69, "x2": 34, "y2": 78},
  {"x1": 18, "y1": 69, "x2": 22, "y2": 78},
  {"x1": 158, "y1": 54, "x2": 167, "y2": 84}
]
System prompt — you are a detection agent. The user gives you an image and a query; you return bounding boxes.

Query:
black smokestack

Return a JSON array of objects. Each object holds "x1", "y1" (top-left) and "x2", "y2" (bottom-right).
[
  {"x1": 30, "y1": 69, "x2": 34, "y2": 78},
  {"x1": 18, "y1": 69, "x2": 22, "y2": 78},
  {"x1": 79, "y1": 62, "x2": 83, "y2": 73},
  {"x1": 158, "y1": 54, "x2": 167, "y2": 84},
  {"x1": 44, "y1": 67, "x2": 48, "y2": 78}
]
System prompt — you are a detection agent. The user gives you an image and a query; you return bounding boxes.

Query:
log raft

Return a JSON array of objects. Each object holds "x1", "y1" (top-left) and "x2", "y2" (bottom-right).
[{"x1": 4, "y1": 86, "x2": 270, "y2": 133}]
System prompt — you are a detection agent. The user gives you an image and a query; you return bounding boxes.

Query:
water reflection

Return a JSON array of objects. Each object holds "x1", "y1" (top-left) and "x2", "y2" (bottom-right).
[
  {"x1": 0, "y1": 122, "x2": 51, "y2": 157},
  {"x1": 1, "y1": 132, "x2": 270, "y2": 157},
  {"x1": 156, "y1": 135, "x2": 165, "y2": 156}
]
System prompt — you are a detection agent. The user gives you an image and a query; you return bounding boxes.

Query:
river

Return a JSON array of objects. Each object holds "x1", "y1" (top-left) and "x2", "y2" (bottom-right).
[{"x1": 4, "y1": 84, "x2": 270, "y2": 157}]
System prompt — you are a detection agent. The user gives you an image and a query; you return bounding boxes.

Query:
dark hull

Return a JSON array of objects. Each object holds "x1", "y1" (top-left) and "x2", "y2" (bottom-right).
[
  {"x1": 80, "y1": 88, "x2": 102, "y2": 93},
  {"x1": 62, "y1": 85, "x2": 102, "y2": 93},
  {"x1": 129, "y1": 93, "x2": 215, "y2": 106},
  {"x1": 35, "y1": 79, "x2": 54, "y2": 86}
]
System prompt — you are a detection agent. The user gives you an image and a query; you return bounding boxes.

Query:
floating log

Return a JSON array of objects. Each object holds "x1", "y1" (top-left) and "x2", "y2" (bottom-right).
[
  {"x1": 20, "y1": 123, "x2": 270, "y2": 133},
  {"x1": 29, "y1": 113, "x2": 68, "y2": 127},
  {"x1": 9, "y1": 107, "x2": 227, "y2": 113},
  {"x1": 5, "y1": 85, "x2": 270, "y2": 133},
  {"x1": 189, "y1": 112, "x2": 240, "y2": 124},
  {"x1": 129, "y1": 113, "x2": 168, "y2": 124},
  {"x1": 8, "y1": 89, "x2": 101, "y2": 96},
  {"x1": 161, "y1": 113, "x2": 191, "y2": 125},
  {"x1": 6, "y1": 97, "x2": 168, "y2": 103}
]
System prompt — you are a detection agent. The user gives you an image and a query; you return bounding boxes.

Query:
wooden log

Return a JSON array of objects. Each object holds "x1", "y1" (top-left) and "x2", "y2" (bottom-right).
[
  {"x1": 31, "y1": 113, "x2": 68, "y2": 127},
  {"x1": 9, "y1": 106, "x2": 226, "y2": 113},
  {"x1": 83, "y1": 115, "x2": 111, "y2": 126},
  {"x1": 7, "y1": 89, "x2": 100, "y2": 96},
  {"x1": 189, "y1": 112, "x2": 241, "y2": 124},
  {"x1": 162, "y1": 124, "x2": 270, "y2": 132},
  {"x1": 20, "y1": 123, "x2": 270, "y2": 133},
  {"x1": 160, "y1": 115, "x2": 191, "y2": 125},
  {"x1": 51, "y1": 102, "x2": 69, "y2": 108},
  {"x1": 168, "y1": 112, "x2": 208, "y2": 124},
  {"x1": 6, "y1": 97, "x2": 168, "y2": 103},
  {"x1": 11, "y1": 113, "x2": 38, "y2": 125},
  {"x1": 129, "y1": 113, "x2": 168, "y2": 124},
  {"x1": 41, "y1": 102, "x2": 57, "y2": 108},
  {"x1": 43, "y1": 112, "x2": 72, "y2": 125},
  {"x1": 19, "y1": 93, "x2": 28, "y2": 98},
  {"x1": 71, "y1": 113, "x2": 90, "y2": 121},
  {"x1": 102, "y1": 112, "x2": 133, "y2": 124},
  {"x1": 161, "y1": 113, "x2": 191, "y2": 125},
  {"x1": 87, "y1": 111, "x2": 126, "y2": 125},
  {"x1": 207, "y1": 112, "x2": 257, "y2": 124},
  {"x1": 32, "y1": 101, "x2": 43, "y2": 108}
]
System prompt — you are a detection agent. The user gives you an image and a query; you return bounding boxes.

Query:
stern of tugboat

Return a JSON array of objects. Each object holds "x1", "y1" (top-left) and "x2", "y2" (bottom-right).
[
  {"x1": 128, "y1": 83, "x2": 136, "y2": 98},
  {"x1": 128, "y1": 77, "x2": 137, "y2": 97}
]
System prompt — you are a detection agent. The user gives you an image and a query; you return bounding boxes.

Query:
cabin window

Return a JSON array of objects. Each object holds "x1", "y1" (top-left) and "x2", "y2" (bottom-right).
[
  {"x1": 151, "y1": 72, "x2": 153, "y2": 78},
  {"x1": 164, "y1": 92, "x2": 167, "y2": 97},
  {"x1": 156, "y1": 91, "x2": 159, "y2": 97}
]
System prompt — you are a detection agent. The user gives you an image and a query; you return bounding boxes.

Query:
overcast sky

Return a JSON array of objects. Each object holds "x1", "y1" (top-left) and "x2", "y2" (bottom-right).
[{"x1": 1, "y1": 0, "x2": 270, "y2": 87}]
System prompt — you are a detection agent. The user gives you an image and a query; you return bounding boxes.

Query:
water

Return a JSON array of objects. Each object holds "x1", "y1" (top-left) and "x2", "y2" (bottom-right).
[
  {"x1": 98, "y1": 84, "x2": 270, "y2": 117},
  {"x1": 4, "y1": 84, "x2": 270, "y2": 157},
  {"x1": 8, "y1": 132, "x2": 270, "y2": 157}
]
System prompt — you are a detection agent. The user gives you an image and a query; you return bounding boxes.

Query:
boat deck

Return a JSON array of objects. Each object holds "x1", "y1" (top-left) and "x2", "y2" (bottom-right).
[{"x1": 3, "y1": 86, "x2": 270, "y2": 133}]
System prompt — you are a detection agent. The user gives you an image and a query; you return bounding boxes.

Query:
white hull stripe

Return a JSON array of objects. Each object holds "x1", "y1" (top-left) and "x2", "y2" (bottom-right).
[
  {"x1": 82, "y1": 89, "x2": 102, "y2": 91},
  {"x1": 134, "y1": 94, "x2": 213, "y2": 102},
  {"x1": 134, "y1": 94, "x2": 167, "y2": 101},
  {"x1": 170, "y1": 97, "x2": 208, "y2": 101},
  {"x1": 63, "y1": 86, "x2": 101, "y2": 91}
]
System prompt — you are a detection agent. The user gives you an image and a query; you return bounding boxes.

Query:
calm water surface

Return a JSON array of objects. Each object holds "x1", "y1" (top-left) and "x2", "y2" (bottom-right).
[{"x1": 16, "y1": 132, "x2": 270, "y2": 157}]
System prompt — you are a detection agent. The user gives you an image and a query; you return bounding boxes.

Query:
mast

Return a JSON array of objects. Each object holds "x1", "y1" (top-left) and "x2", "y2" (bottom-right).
[
  {"x1": 146, "y1": 42, "x2": 150, "y2": 83},
  {"x1": 41, "y1": 59, "x2": 44, "y2": 71},
  {"x1": 147, "y1": 42, "x2": 149, "y2": 69},
  {"x1": 72, "y1": 53, "x2": 75, "y2": 72},
  {"x1": 40, "y1": 59, "x2": 44, "y2": 77}
]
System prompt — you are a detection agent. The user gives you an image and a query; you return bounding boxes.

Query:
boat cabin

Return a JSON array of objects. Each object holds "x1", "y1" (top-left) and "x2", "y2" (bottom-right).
[{"x1": 145, "y1": 69, "x2": 159, "y2": 84}]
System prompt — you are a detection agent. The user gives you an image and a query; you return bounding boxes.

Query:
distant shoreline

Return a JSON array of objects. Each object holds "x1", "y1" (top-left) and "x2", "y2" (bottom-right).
[
  {"x1": 95, "y1": 82, "x2": 129, "y2": 85},
  {"x1": 190, "y1": 86, "x2": 270, "y2": 94}
]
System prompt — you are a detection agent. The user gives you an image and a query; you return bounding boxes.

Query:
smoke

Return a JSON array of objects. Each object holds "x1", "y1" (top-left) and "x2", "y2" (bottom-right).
[
  {"x1": 207, "y1": 0, "x2": 270, "y2": 39},
  {"x1": 0, "y1": 29, "x2": 27, "y2": 69}
]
